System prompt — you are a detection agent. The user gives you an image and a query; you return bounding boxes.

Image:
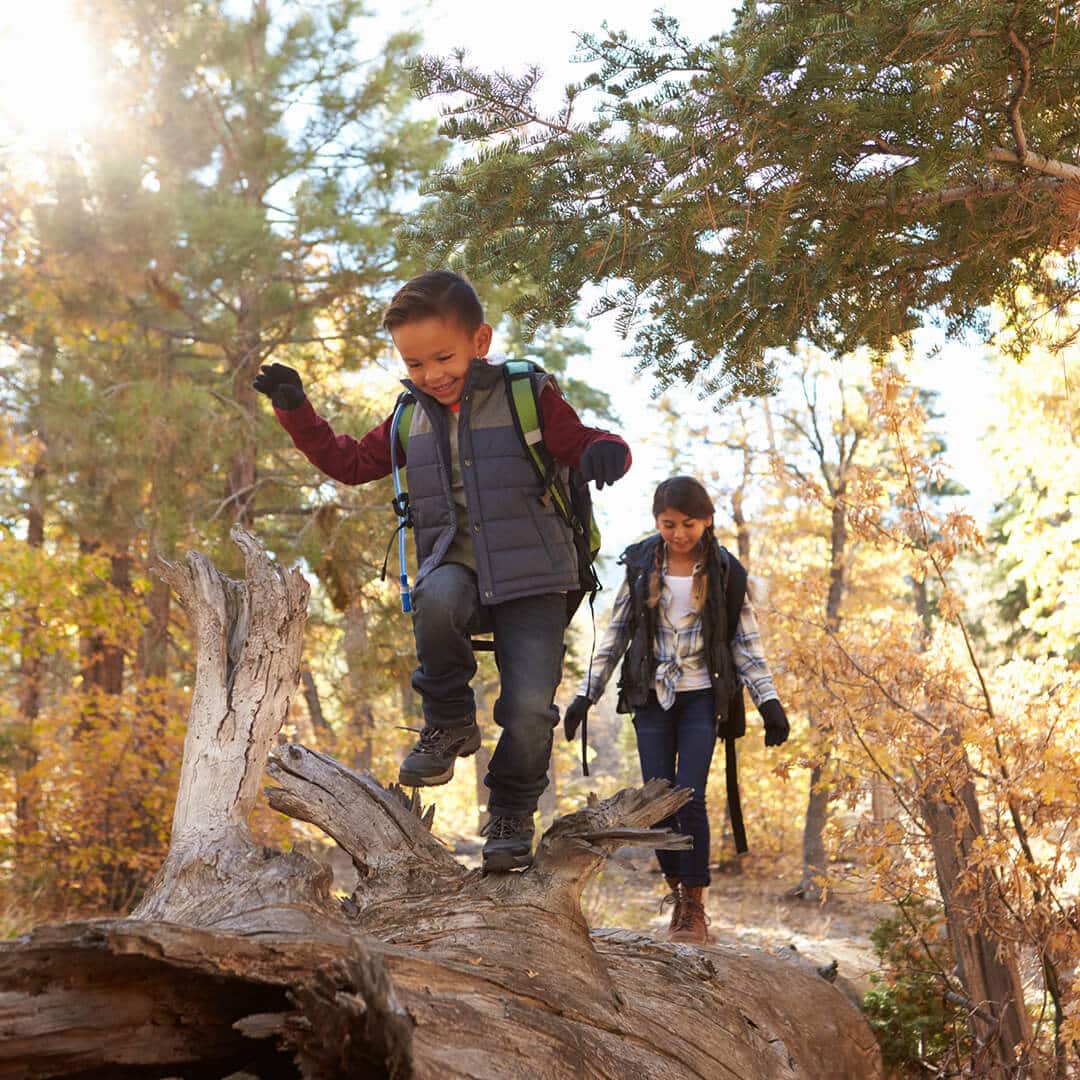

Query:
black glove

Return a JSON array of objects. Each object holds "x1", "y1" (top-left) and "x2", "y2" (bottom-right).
[
  {"x1": 580, "y1": 440, "x2": 629, "y2": 489},
  {"x1": 760, "y1": 699, "x2": 790, "y2": 747},
  {"x1": 252, "y1": 363, "x2": 305, "y2": 411},
  {"x1": 563, "y1": 695, "x2": 592, "y2": 741}
]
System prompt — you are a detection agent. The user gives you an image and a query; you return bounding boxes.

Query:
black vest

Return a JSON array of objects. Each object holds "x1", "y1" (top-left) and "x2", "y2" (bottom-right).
[{"x1": 615, "y1": 534, "x2": 749, "y2": 738}]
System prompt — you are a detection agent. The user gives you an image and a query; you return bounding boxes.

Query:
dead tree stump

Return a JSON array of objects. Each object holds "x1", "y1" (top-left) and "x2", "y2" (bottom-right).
[{"x1": 0, "y1": 528, "x2": 883, "y2": 1079}]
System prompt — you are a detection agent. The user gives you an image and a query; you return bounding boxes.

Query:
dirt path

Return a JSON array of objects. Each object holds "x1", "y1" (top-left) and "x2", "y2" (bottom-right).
[{"x1": 581, "y1": 850, "x2": 890, "y2": 998}]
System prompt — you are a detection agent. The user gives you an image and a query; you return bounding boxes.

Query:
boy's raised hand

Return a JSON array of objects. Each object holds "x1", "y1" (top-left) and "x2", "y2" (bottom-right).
[
  {"x1": 580, "y1": 440, "x2": 629, "y2": 489},
  {"x1": 253, "y1": 363, "x2": 305, "y2": 411}
]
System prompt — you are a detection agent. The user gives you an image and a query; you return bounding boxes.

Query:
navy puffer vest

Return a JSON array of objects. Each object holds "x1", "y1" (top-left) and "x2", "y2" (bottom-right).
[{"x1": 403, "y1": 360, "x2": 580, "y2": 605}]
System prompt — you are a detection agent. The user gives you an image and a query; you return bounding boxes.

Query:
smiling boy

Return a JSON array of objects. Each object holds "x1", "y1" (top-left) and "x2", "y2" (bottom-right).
[{"x1": 254, "y1": 270, "x2": 631, "y2": 870}]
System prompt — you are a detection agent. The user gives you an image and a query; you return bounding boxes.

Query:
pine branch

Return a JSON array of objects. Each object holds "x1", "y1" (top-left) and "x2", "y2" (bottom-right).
[{"x1": 988, "y1": 146, "x2": 1080, "y2": 180}]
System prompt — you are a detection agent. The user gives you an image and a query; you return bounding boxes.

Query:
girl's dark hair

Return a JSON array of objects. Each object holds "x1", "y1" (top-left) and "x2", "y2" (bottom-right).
[
  {"x1": 652, "y1": 476, "x2": 715, "y2": 520},
  {"x1": 382, "y1": 270, "x2": 484, "y2": 333}
]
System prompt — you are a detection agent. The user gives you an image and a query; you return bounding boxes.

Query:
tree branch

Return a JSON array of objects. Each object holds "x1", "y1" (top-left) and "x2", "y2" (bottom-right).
[
  {"x1": 989, "y1": 147, "x2": 1080, "y2": 181},
  {"x1": 1006, "y1": 29, "x2": 1032, "y2": 164}
]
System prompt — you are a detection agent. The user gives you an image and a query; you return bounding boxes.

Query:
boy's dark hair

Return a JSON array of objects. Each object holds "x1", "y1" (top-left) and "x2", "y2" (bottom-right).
[
  {"x1": 652, "y1": 476, "x2": 715, "y2": 520},
  {"x1": 382, "y1": 270, "x2": 484, "y2": 333}
]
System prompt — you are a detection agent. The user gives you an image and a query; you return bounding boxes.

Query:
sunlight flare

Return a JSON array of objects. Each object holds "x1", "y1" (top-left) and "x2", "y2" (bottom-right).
[{"x1": 0, "y1": 1, "x2": 100, "y2": 148}]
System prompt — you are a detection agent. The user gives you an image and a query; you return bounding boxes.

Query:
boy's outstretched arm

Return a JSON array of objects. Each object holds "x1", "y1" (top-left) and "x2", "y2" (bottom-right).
[
  {"x1": 539, "y1": 387, "x2": 631, "y2": 488},
  {"x1": 255, "y1": 364, "x2": 396, "y2": 485}
]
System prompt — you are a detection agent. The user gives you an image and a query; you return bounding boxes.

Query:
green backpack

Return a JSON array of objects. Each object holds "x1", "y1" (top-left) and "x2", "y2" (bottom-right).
[{"x1": 387, "y1": 360, "x2": 601, "y2": 623}]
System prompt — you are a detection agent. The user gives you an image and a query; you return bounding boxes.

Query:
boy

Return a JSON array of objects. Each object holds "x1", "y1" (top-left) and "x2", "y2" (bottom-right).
[{"x1": 254, "y1": 270, "x2": 631, "y2": 871}]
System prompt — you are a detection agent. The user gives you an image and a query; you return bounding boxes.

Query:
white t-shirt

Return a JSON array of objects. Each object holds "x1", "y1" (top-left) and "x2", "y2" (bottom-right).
[{"x1": 661, "y1": 574, "x2": 712, "y2": 692}]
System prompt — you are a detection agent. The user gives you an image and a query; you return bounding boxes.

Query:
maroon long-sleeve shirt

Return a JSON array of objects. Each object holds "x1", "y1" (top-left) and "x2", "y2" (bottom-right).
[{"x1": 274, "y1": 385, "x2": 630, "y2": 484}]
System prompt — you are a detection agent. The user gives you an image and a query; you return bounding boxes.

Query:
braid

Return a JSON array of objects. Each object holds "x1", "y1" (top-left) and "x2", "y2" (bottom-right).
[
  {"x1": 691, "y1": 527, "x2": 713, "y2": 609},
  {"x1": 647, "y1": 538, "x2": 664, "y2": 609}
]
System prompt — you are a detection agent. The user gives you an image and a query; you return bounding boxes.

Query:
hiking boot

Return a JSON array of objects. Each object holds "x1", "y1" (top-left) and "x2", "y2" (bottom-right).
[
  {"x1": 481, "y1": 813, "x2": 535, "y2": 872},
  {"x1": 398, "y1": 721, "x2": 482, "y2": 786},
  {"x1": 669, "y1": 885, "x2": 710, "y2": 945},
  {"x1": 661, "y1": 878, "x2": 687, "y2": 941}
]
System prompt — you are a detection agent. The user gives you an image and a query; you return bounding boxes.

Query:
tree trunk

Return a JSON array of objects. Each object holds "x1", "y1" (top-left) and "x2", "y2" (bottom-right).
[
  {"x1": 301, "y1": 666, "x2": 336, "y2": 750},
  {"x1": 793, "y1": 761, "x2": 829, "y2": 900},
  {"x1": 795, "y1": 497, "x2": 848, "y2": 901},
  {"x1": 14, "y1": 441, "x2": 46, "y2": 876},
  {"x1": 0, "y1": 529, "x2": 882, "y2": 1080},
  {"x1": 136, "y1": 570, "x2": 172, "y2": 681},
  {"x1": 342, "y1": 594, "x2": 374, "y2": 771},
  {"x1": 79, "y1": 542, "x2": 131, "y2": 697},
  {"x1": 907, "y1": 582, "x2": 1035, "y2": 1074},
  {"x1": 920, "y1": 726, "x2": 1039, "y2": 1079},
  {"x1": 870, "y1": 776, "x2": 898, "y2": 828}
]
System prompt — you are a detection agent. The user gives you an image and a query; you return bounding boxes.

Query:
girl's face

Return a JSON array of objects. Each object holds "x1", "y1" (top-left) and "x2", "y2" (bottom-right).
[{"x1": 655, "y1": 506, "x2": 711, "y2": 556}]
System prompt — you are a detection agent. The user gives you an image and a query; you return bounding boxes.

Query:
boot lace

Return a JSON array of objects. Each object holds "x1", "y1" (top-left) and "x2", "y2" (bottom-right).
[
  {"x1": 678, "y1": 895, "x2": 711, "y2": 934},
  {"x1": 410, "y1": 725, "x2": 465, "y2": 755},
  {"x1": 672, "y1": 901, "x2": 697, "y2": 935},
  {"x1": 481, "y1": 814, "x2": 532, "y2": 839}
]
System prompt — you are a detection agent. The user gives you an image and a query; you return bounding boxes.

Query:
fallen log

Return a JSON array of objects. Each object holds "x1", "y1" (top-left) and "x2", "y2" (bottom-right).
[{"x1": 0, "y1": 528, "x2": 883, "y2": 1079}]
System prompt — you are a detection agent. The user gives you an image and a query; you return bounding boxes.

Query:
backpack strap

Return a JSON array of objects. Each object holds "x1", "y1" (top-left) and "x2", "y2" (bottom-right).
[
  {"x1": 725, "y1": 734, "x2": 749, "y2": 854},
  {"x1": 503, "y1": 361, "x2": 574, "y2": 523},
  {"x1": 394, "y1": 397, "x2": 415, "y2": 491},
  {"x1": 382, "y1": 392, "x2": 415, "y2": 613}
]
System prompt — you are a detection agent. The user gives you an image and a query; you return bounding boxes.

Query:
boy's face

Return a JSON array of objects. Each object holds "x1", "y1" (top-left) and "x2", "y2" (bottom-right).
[{"x1": 392, "y1": 316, "x2": 493, "y2": 406}]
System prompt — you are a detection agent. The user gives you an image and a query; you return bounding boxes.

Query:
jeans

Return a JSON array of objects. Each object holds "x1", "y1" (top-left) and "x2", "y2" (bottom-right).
[
  {"x1": 410, "y1": 563, "x2": 565, "y2": 816},
  {"x1": 633, "y1": 689, "x2": 717, "y2": 887}
]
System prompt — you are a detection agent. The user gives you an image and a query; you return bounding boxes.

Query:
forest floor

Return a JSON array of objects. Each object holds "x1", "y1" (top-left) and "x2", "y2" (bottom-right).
[{"x1": 583, "y1": 849, "x2": 890, "y2": 999}]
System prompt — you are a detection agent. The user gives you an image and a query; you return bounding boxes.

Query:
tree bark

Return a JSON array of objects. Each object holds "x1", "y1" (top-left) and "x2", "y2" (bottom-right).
[
  {"x1": 795, "y1": 488, "x2": 849, "y2": 901},
  {"x1": 908, "y1": 589, "x2": 1037, "y2": 1075},
  {"x1": 794, "y1": 761, "x2": 830, "y2": 900},
  {"x1": 301, "y1": 665, "x2": 336, "y2": 750},
  {"x1": 77, "y1": 541, "x2": 131, "y2": 698},
  {"x1": 920, "y1": 727, "x2": 1039, "y2": 1079},
  {"x1": 0, "y1": 529, "x2": 882, "y2": 1080},
  {"x1": 15, "y1": 432, "x2": 46, "y2": 876},
  {"x1": 136, "y1": 570, "x2": 172, "y2": 681},
  {"x1": 342, "y1": 594, "x2": 374, "y2": 771}
]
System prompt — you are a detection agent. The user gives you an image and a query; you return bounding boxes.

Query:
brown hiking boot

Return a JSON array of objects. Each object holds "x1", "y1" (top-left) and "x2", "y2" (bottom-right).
[
  {"x1": 669, "y1": 885, "x2": 710, "y2": 945},
  {"x1": 661, "y1": 877, "x2": 686, "y2": 942}
]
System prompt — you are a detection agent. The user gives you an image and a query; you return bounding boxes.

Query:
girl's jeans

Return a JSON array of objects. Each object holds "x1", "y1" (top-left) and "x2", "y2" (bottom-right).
[
  {"x1": 411, "y1": 562, "x2": 565, "y2": 817},
  {"x1": 633, "y1": 688, "x2": 717, "y2": 887}
]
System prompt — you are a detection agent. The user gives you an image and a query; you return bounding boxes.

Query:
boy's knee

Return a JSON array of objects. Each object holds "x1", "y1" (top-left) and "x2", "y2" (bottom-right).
[
  {"x1": 413, "y1": 565, "x2": 477, "y2": 624},
  {"x1": 498, "y1": 676, "x2": 561, "y2": 713},
  {"x1": 494, "y1": 692, "x2": 559, "y2": 730}
]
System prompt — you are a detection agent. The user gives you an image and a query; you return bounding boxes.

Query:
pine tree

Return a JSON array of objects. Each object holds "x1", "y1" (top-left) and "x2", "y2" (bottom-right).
[{"x1": 409, "y1": 1, "x2": 1080, "y2": 397}]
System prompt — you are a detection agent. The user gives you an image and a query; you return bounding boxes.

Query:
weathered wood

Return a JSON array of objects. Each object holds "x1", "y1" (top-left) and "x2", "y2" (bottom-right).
[
  {"x1": 0, "y1": 529, "x2": 883, "y2": 1079},
  {"x1": 133, "y1": 525, "x2": 311, "y2": 926}
]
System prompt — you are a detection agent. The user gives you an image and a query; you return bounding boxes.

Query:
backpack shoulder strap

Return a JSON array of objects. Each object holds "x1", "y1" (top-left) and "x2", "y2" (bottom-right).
[
  {"x1": 503, "y1": 360, "x2": 554, "y2": 484},
  {"x1": 392, "y1": 391, "x2": 416, "y2": 457}
]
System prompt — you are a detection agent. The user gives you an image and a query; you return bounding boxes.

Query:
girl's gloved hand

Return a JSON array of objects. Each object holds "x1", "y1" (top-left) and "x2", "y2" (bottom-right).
[
  {"x1": 563, "y1": 695, "x2": 592, "y2": 741},
  {"x1": 760, "y1": 699, "x2": 790, "y2": 747},
  {"x1": 253, "y1": 363, "x2": 305, "y2": 411},
  {"x1": 580, "y1": 441, "x2": 629, "y2": 489}
]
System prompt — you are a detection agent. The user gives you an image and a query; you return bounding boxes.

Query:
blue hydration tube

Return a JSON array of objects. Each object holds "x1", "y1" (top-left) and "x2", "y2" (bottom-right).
[{"x1": 388, "y1": 404, "x2": 412, "y2": 613}]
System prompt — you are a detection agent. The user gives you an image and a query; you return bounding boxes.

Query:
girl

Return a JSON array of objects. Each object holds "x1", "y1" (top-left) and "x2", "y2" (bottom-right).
[{"x1": 563, "y1": 476, "x2": 790, "y2": 945}]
